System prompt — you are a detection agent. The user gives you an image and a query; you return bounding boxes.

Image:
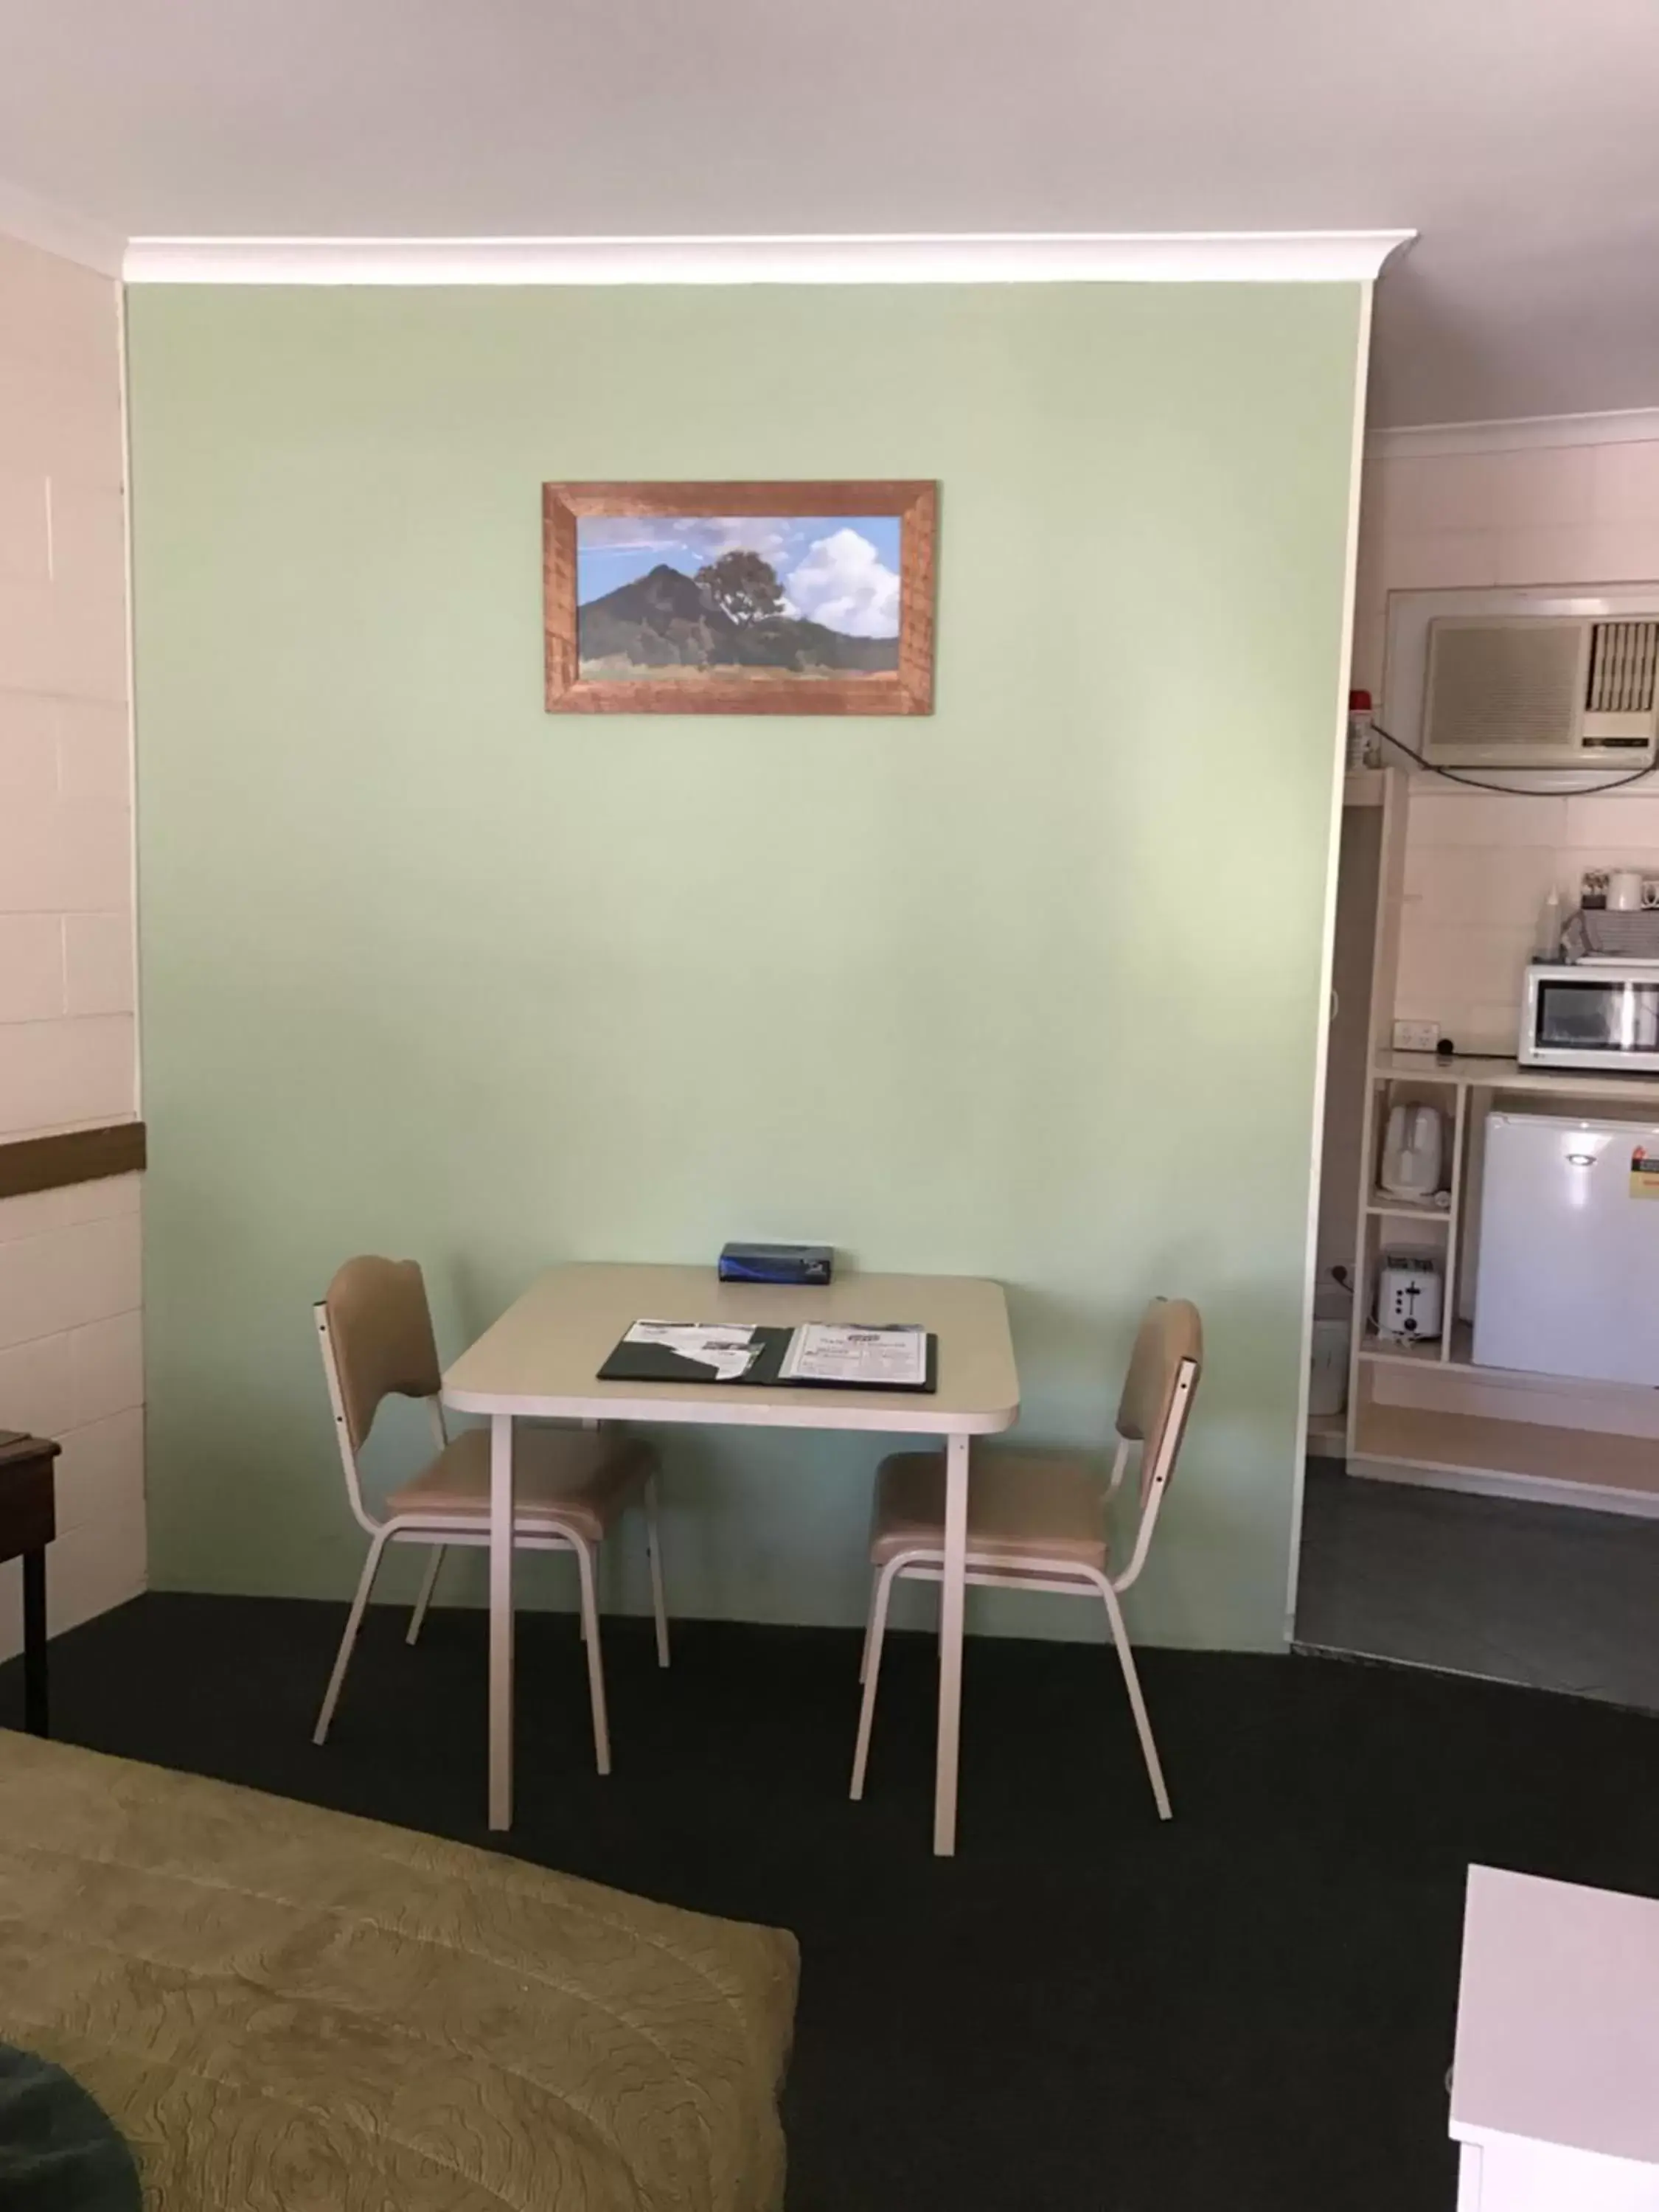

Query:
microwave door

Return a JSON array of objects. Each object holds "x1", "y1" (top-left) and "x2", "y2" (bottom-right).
[
  {"x1": 1537, "y1": 981, "x2": 1620, "y2": 1051},
  {"x1": 1535, "y1": 978, "x2": 1659, "y2": 1059}
]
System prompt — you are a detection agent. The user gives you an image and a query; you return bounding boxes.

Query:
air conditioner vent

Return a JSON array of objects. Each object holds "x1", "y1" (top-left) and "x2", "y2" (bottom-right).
[
  {"x1": 1421, "y1": 612, "x2": 1659, "y2": 768},
  {"x1": 1587, "y1": 621, "x2": 1659, "y2": 715},
  {"x1": 1427, "y1": 621, "x2": 1584, "y2": 754}
]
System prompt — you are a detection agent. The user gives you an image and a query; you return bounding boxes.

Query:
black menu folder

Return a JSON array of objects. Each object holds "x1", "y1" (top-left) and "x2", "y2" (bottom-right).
[{"x1": 598, "y1": 1322, "x2": 938, "y2": 1394}]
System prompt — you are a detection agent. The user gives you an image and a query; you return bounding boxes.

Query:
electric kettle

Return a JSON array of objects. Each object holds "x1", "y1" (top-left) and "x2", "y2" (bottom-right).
[{"x1": 1380, "y1": 1103, "x2": 1445, "y2": 1201}]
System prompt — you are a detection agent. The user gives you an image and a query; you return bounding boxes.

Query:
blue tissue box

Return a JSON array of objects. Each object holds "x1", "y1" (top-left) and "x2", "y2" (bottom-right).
[{"x1": 717, "y1": 1242, "x2": 834, "y2": 1287}]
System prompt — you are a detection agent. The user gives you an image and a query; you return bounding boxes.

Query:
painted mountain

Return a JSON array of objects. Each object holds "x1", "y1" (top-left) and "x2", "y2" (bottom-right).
[{"x1": 578, "y1": 563, "x2": 900, "y2": 680}]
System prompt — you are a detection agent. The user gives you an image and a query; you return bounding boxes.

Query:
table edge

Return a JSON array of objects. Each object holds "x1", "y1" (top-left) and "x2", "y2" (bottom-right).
[
  {"x1": 441, "y1": 1385, "x2": 1020, "y2": 1433},
  {"x1": 1449, "y1": 2118, "x2": 1659, "y2": 2171}
]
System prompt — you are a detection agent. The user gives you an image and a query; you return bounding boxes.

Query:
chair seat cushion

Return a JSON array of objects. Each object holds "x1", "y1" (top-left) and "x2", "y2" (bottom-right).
[
  {"x1": 388, "y1": 1425, "x2": 655, "y2": 1543},
  {"x1": 872, "y1": 1449, "x2": 1108, "y2": 1572}
]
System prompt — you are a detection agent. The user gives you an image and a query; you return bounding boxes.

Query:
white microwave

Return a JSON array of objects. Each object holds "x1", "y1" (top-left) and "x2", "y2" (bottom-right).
[{"x1": 1520, "y1": 961, "x2": 1659, "y2": 1074}]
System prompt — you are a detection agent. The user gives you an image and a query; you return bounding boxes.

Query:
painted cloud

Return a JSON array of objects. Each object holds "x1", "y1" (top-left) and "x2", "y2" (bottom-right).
[{"x1": 785, "y1": 528, "x2": 900, "y2": 639}]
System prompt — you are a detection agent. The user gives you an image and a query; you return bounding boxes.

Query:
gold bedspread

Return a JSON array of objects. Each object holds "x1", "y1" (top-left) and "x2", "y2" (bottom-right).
[{"x1": 0, "y1": 1731, "x2": 797, "y2": 2210}]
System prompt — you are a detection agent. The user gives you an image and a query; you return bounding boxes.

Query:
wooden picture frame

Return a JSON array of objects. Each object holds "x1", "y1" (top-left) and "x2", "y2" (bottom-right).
[{"x1": 543, "y1": 480, "x2": 936, "y2": 715}]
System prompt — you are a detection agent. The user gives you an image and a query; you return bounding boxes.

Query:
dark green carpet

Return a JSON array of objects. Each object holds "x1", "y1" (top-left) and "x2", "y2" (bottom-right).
[{"x1": 7, "y1": 1592, "x2": 1657, "y2": 2211}]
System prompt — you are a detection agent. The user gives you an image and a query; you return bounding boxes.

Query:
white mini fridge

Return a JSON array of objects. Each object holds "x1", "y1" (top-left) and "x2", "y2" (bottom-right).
[{"x1": 1474, "y1": 1112, "x2": 1659, "y2": 1385}]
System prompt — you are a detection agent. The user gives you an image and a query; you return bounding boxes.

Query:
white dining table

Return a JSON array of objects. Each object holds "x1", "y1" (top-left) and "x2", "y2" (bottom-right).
[{"x1": 442, "y1": 1262, "x2": 1020, "y2": 1854}]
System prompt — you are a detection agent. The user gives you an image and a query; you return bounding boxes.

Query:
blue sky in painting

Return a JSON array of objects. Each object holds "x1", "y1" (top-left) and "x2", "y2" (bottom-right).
[{"x1": 577, "y1": 513, "x2": 903, "y2": 638}]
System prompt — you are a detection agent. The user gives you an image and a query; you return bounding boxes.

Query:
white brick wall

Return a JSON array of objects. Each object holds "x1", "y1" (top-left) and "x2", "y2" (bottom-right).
[
  {"x1": 0, "y1": 1175, "x2": 144, "y2": 1651},
  {"x1": 1352, "y1": 440, "x2": 1659, "y2": 698},
  {"x1": 0, "y1": 229, "x2": 142, "y2": 1660},
  {"x1": 1354, "y1": 438, "x2": 1659, "y2": 1054}
]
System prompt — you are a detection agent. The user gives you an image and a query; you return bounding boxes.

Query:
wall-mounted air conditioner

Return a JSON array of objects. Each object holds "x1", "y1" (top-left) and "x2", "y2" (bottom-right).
[
  {"x1": 1424, "y1": 615, "x2": 1659, "y2": 768},
  {"x1": 1383, "y1": 587, "x2": 1659, "y2": 775}
]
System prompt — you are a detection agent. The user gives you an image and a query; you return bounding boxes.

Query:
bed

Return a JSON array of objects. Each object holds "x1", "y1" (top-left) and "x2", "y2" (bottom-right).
[{"x1": 0, "y1": 1730, "x2": 797, "y2": 2209}]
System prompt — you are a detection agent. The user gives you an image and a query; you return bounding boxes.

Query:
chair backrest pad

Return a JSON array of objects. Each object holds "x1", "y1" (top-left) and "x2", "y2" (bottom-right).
[
  {"x1": 321, "y1": 1256, "x2": 442, "y2": 1452},
  {"x1": 1116, "y1": 1297, "x2": 1203, "y2": 1450}
]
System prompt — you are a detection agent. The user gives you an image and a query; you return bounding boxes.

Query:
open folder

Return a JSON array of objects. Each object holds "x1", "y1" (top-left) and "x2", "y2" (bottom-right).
[{"x1": 597, "y1": 1320, "x2": 938, "y2": 1394}]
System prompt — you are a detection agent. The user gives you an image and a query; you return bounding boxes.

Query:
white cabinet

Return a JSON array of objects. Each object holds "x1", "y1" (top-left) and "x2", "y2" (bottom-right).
[{"x1": 1453, "y1": 1866, "x2": 1659, "y2": 2208}]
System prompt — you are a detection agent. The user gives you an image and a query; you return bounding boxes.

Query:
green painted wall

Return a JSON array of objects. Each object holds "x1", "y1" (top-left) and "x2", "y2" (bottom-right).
[{"x1": 128, "y1": 282, "x2": 1361, "y2": 1652}]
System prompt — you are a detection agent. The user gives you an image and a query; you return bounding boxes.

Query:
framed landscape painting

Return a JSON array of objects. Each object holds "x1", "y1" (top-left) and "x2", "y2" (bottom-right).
[{"x1": 543, "y1": 480, "x2": 936, "y2": 714}]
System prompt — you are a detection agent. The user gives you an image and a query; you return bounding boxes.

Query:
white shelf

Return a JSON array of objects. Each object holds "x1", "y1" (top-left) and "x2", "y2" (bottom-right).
[
  {"x1": 1359, "y1": 1319, "x2": 1627, "y2": 1377},
  {"x1": 1366, "y1": 1191, "x2": 1451, "y2": 1220},
  {"x1": 1343, "y1": 768, "x2": 1386, "y2": 808},
  {"x1": 1359, "y1": 1330, "x2": 1446, "y2": 1366},
  {"x1": 1370, "y1": 1053, "x2": 1464, "y2": 1085},
  {"x1": 1352, "y1": 1401, "x2": 1659, "y2": 1514},
  {"x1": 1371, "y1": 1051, "x2": 1659, "y2": 1103}
]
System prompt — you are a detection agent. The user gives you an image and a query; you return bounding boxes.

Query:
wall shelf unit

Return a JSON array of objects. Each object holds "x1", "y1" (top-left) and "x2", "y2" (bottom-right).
[{"x1": 1326, "y1": 769, "x2": 1659, "y2": 1517}]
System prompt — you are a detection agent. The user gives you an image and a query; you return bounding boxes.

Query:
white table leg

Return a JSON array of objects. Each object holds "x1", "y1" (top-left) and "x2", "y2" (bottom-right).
[
  {"x1": 488, "y1": 1411, "x2": 515, "y2": 1830},
  {"x1": 933, "y1": 1430, "x2": 970, "y2": 1857}
]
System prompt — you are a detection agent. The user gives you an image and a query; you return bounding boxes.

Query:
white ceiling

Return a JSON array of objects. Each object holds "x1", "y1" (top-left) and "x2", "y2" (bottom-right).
[{"x1": 2, "y1": 0, "x2": 1657, "y2": 428}]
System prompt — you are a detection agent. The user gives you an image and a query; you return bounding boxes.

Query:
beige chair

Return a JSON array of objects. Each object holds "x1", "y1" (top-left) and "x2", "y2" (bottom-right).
[
  {"x1": 851, "y1": 1295, "x2": 1202, "y2": 1820},
  {"x1": 312, "y1": 1255, "x2": 668, "y2": 1773}
]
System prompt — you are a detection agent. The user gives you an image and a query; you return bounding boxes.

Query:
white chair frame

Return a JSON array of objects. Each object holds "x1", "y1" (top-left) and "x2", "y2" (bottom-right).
[
  {"x1": 311, "y1": 1301, "x2": 668, "y2": 1773},
  {"x1": 851, "y1": 1356, "x2": 1198, "y2": 1820}
]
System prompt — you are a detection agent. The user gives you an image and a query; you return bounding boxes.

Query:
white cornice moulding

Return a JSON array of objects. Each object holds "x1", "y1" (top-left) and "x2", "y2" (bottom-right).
[
  {"x1": 0, "y1": 175, "x2": 125, "y2": 276},
  {"x1": 1368, "y1": 407, "x2": 1659, "y2": 461},
  {"x1": 121, "y1": 229, "x2": 1413, "y2": 287}
]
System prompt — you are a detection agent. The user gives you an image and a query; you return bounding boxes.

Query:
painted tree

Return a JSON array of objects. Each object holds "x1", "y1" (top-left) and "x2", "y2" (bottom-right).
[{"x1": 695, "y1": 549, "x2": 785, "y2": 627}]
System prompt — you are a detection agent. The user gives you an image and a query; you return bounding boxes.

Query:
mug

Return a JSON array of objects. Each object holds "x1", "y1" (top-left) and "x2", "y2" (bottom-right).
[
  {"x1": 1644, "y1": 880, "x2": 1659, "y2": 911},
  {"x1": 1609, "y1": 869, "x2": 1644, "y2": 912}
]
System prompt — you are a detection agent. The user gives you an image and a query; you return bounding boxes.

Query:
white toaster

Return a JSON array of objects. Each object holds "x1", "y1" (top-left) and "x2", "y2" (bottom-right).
[{"x1": 1377, "y1": 1253, "x2": 1444, "y2": 1343}]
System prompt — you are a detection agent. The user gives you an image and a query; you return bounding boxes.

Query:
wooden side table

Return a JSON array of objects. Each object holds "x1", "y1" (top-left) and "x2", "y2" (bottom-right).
[{"x1": 0, "y1": 1430, "x2": 58, "y2": 1736}]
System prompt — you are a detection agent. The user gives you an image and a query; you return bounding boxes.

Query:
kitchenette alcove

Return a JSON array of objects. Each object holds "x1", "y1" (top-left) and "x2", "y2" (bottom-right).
[{"x1": 1297, "y1": 585, "x2": 1659, "y2": 1703}]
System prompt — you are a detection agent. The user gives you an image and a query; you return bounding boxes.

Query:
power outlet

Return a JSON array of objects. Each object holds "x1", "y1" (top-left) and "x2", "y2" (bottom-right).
[{"x1": 1393, "y1": 1019, "x2": 1439, "y2": 1052}]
